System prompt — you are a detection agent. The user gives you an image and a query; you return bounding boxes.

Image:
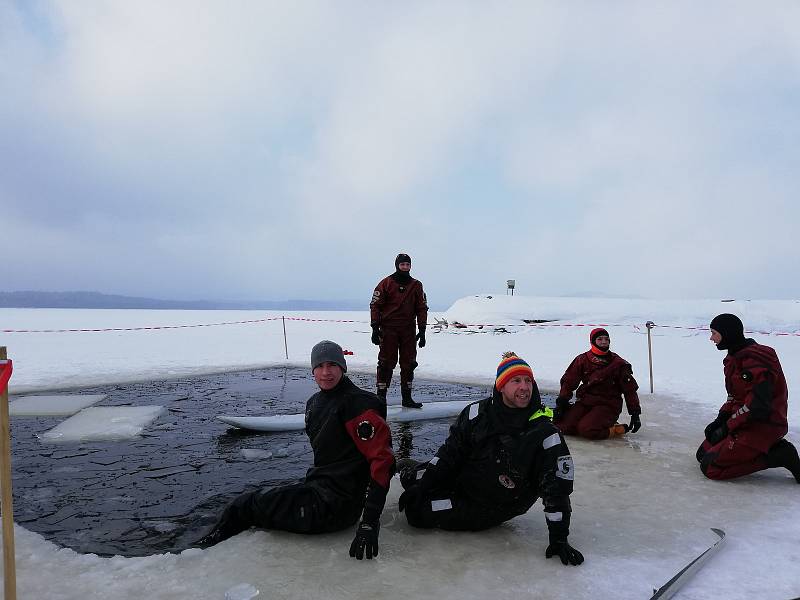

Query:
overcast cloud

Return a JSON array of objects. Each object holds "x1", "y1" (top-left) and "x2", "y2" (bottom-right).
[{"x1": 2, "y1": 1, "x2": 799, "y2": 307}]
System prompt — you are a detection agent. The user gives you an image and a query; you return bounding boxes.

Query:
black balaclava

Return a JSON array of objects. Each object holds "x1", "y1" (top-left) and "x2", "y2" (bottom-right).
[
  {"x1": 392, "y1": 253, "x2": 412, "y2": 285},
  {"x1": 709, "y1": 313, "x2": 746, "y2": 351}
]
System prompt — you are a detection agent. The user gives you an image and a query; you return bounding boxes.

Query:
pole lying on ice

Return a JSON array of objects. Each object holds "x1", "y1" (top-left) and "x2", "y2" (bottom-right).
[
  {"x1": 650, "y1": 528, "x2": 726, "y2": 599},
  {"x1": 0, "y1": 347, "x2": 17, "y2": 600},
  {"x1": 646, "y1": 321, "x2": 655, "y2": 393}
]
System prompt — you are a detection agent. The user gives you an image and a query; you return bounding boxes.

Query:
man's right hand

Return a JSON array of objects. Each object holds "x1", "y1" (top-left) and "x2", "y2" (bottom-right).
[{"x1": 371, "y1": 325, "x2": 382, "y2": 346}]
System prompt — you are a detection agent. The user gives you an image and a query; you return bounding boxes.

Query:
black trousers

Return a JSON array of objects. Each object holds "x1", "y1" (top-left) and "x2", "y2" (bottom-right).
[
  {"x1": 400, "y1": 464, "x2": 520, "y2": 531},
  {"x1": 209, "y1": 482, "x2": 362, "y2": 542}
]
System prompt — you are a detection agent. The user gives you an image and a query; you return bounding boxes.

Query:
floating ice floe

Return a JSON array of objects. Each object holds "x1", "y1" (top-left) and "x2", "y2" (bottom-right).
[
  {"x1": 38, "y1": 406, "x2": 165, "y2": 442},
  {"x1": 9, "y1": 394, "x2": 107, "y2": 416}
]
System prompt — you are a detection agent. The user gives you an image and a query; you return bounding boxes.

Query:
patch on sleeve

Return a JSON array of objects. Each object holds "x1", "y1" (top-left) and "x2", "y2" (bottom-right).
[
  {"x1": 556, "y1": 455, "x2": 574, "y2": 481},
  {"x1": 356, "y1": 420, "x2": 375, "y2": 441},
  {"x1": 370, "y1": 290, "x2": 380, "y2": 304}
]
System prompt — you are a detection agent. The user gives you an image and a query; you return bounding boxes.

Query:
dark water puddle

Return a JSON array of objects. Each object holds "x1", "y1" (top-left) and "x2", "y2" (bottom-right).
[{"x1": 9, "y1": 368, "x2": 554, "y2": 557}]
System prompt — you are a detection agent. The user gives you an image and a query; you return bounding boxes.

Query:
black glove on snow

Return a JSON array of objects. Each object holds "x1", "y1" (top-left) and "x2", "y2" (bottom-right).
[
  {"x1": 349, "y1": 520, "x2": 380, "y2": 560},
  {"x1": 371, "y1": 325, "x2": 382, "y2": 346},
  {"x1": 553, "y1": 397, "x2": 569, "y2": 421},
  {"x1": 416, "y1": 330, "x2": 426, "y2": 348},
  {"x1": 706, "y1": 422, "x2": 729, "y2": 446},
  {"x1": 627, "y1": 414, "x2": 642, "y2": 433},
  {"x1": 545, "y1": 538, "x2": 584, "y2": 566}
]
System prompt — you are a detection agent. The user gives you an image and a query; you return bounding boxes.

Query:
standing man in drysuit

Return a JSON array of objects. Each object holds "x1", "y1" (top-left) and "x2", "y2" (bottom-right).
[
  {"x1": 553, "y1": 328, "x2": 642, "y2": 440},
  {"x1": 370, "y1": 253, "x2": 428, "y2": 409},
  {"x1": 196, "y1": 340, "x2": 395, "y2": 560},
  {"x1": 697, "y1": 313, "x2": 800, "y2": 482},
  {"x1": 397, "y1": 352, "x2": 584, "y2": 566}
]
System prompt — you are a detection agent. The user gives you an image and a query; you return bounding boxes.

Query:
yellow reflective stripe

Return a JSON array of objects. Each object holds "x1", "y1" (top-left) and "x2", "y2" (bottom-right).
[{"x1": 529, "y1": 406, "x2": 554, "y2": 421}]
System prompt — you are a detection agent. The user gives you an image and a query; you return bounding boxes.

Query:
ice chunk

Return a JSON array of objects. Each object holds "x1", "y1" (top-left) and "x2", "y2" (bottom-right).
[
  {"x1": 225, "y1": 583, "x2": 259, "y2": 599},
  {"x1": 240, "y1": 449, "x2": 273, "y2": 460},
  {"x1": 38, "y1": 406, "x2": 165, "y2": 442},
  {"x1": 9, "y1": 394, "x2": 107, "y2": 416}
]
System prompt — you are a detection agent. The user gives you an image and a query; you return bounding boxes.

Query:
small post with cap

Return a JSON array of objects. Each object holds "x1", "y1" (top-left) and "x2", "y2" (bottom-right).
[{"x1": 645, "y1": 321, "x2": 655, "y2": 393}]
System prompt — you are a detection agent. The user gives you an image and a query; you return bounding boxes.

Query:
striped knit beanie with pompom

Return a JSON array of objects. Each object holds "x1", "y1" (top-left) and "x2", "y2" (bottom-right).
[{"x1": 495, "y1": 351, "x2": 534, "y2": 391}]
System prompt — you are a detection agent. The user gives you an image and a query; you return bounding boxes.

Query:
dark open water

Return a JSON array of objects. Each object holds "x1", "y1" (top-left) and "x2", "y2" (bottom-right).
[{"x1": 9, "y1": 368, "x2": 524, "y2": 557}]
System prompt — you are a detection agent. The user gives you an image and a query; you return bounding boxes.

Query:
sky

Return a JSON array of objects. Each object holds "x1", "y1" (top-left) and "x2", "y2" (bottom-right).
[{"x1": 2, "y1": 2, "x2": 800, "y2": 307}]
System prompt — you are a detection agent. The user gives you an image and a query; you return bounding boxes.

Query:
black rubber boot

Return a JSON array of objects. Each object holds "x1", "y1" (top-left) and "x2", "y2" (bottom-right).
[
  {"x1": 401, "y1": 386, "x2": 422, "y2": 409},
  {"x1": 766, "y1": 439, "x2": 800, "y2": 483}
]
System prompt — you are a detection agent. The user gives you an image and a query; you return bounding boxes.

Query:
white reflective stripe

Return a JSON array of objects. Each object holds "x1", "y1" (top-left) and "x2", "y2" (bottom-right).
[
  {"x1": 542, "y1": 432, "x2": 561, "y2": 450},
  {"x1": 468, "y1": 403, "x2": 479, "y2": 420},
  {"x1": 0, "y1": 360, "x2": 8, "y2": 365},
  {"x1": 416, "y1": 469, "x2": 425, "y2": 480},
  {"x1": 545, "y1": 511, "x2": 563, "y2": 522},
  {"x1": 431, "y1": 499, "x2": 452, "y2": 512},
  {"x1": 429, "y1": 456, "x2": 439, "y2": 466}
]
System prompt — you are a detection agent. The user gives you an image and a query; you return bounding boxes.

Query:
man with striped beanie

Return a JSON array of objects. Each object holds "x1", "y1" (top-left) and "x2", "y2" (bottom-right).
[
  {"x1": 554, "y1": 328, "x2": 642, "y2": 440},
  {"x1": 396, "y1": 352, "x2": 584, "y2": 566}
]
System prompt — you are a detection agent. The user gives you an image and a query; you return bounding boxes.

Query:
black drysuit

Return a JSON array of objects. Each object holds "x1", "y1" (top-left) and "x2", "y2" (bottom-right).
[
  {"x1": 201, "y1": 377, "x2": 394, "y2": 543},
  {"x1": 400, "y1": 387, "x2": 575, "y2": 540}
]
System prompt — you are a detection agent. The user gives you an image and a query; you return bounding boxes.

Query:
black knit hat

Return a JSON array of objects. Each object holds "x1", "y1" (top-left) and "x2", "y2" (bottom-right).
[
  {"x1": 395, "y1": 253, "x2": 412, "y2": 268},
  {"x1": 709, "y1": 313, "x2": 745, "y2": 351},
  {"x1": 310, "y1": 340, "x2": 347, "y2": 372}
]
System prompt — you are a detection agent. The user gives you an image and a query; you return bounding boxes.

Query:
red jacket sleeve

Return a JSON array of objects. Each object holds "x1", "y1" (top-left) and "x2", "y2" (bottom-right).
[
  {"x1": 558, "y1": 355, "x2": 584, "y2": 399},
  {"x1": 344, "y1": 409, "x2": 394, "y2": 489}
]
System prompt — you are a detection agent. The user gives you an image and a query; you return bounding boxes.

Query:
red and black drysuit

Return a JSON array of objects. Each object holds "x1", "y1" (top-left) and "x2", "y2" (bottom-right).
[
  {"x1": 399, "y1": 385, "x2": 575, "y2": 545},
  {"x1": 554, "y1": 351, "x2": 641, "y2": 440},
  {"x1": 370, "y1": 273, "x2": 428, "y2": 398},
  {"x1": 199, "y1": 377, "x2": 394, "y2": 542},
  {"x1": 696, "y1": 340, "x2": 788, "y2": 480}
]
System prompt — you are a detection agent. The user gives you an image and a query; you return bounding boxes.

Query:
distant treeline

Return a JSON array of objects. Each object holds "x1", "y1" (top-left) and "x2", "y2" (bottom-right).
[{"x1": 0, "y1": 291, "x2": 363, "y2": 311}]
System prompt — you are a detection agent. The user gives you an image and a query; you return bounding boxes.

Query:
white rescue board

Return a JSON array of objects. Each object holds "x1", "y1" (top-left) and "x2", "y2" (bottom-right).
[{"x1": 217, "y1": 399, "x2": 473, "y2": 432}]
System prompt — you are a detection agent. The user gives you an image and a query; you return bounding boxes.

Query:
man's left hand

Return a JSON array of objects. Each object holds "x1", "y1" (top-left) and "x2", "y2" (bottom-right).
[
  {"x1": 416, "y1": 330, "x2": 426, "y2": 348},
  {"x1": 545, "y1": 539, "x2": 584, "y2": 566},
  {"x1": 706, "y1": 423, "x2": 729, "y2": 446},
  {"x1": 349, "y1": 520, "x2": 380, "y2": 560},
  {"x1": 627, "y1": 414, "x2": 642, "y2": 433}
]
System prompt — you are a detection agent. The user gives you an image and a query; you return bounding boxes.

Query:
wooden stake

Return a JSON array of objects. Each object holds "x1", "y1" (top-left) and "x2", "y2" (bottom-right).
[{"x1": 0, "y1": 346, "x2": 17, "y2": 600}]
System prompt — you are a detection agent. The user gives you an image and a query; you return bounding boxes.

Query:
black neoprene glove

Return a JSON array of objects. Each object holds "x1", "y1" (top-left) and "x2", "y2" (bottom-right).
[
  {"x1": 371, "y1": 325, "x2": 381, "y2": 346},
  {"x1": 704, "y1": 412, "x2": 730, "y2": 444},
  {"x1": 349, "y1": 520, "x2": 380, "y2": 560},
  {"x1": 627, "y1": 414, "x2": 642, "y2": 433},
  {"x1": 553, "y1": 397, "x2": 569, "y2": 421},
  {"x1": 545, "y1": 537, "x2": 584, "y2": 566},
  {"x1": 416, "y1": 330, "x2": 426, "y2": 348},
  {"x1": 706, "y1": 422, "x2": 729, "y2": 445}
]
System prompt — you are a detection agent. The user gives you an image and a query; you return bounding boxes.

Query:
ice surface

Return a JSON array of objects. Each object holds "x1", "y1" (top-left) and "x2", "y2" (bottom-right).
[
  {"x1": 38, "y1": 406, "x2": 165, "y2": 442},
  {"x1": 8, "y1": 394, "x2": 107, "y2": 416},
  {"x1": 1, "y1": 299, "x2": 800, "y2": 599}
]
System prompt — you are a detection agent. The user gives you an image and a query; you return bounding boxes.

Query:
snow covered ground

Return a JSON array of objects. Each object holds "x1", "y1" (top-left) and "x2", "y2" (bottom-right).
[{"x1": 1, "y1": 296, "x2": 799, "y2": 599}]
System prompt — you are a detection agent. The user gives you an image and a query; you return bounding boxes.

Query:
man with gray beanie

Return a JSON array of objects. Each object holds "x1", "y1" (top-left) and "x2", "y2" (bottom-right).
[{"x1": 196, "y1": 340, "x2": 396, "y2": 560}]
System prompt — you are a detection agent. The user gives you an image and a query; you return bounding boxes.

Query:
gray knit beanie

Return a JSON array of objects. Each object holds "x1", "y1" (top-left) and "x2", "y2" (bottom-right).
[{"x1": 311, "y1": 340, "x2": 347, "y2": 372}]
